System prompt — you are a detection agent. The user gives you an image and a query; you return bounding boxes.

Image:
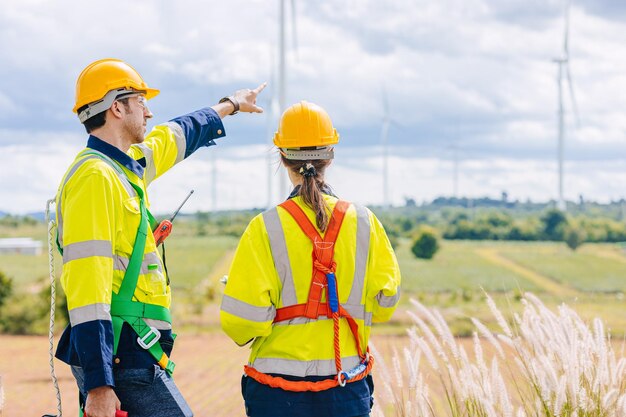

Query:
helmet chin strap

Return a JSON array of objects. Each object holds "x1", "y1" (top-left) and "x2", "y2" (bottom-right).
[{"x1": 78, "y1": 88, "x2": 143, "y2": 123}]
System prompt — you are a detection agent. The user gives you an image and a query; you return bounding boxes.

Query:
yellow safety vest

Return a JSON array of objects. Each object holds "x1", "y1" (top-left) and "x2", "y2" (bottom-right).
[
  {"x1": 56, "y1": 124, "x2": 185, "y2": 339},
  {"x1": 220, "y1": 195, "x2": 401, "y2": 377}
]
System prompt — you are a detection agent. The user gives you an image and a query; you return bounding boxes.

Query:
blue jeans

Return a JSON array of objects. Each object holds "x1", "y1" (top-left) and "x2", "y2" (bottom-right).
[
  {"x1": 71, "y1": 365, "x2": 193, "y2": 417},
  {"x1": 241, "y1": 373, "x2": 373, "y2": 417}
]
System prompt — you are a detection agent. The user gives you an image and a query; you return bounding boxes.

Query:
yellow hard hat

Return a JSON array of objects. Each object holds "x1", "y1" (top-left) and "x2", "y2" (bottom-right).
[
  {"x1": 273, "y1": 101, "x2": 339, "y2": 151},
  {"x1": 73, "y1": 58, "x2": 159, "y2": 119}
]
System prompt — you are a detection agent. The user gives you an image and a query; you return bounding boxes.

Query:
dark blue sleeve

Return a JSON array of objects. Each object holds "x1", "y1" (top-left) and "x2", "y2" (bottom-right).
[
  {"x1": 71, "y1": 320, "x2": 115, "y2": 391},
  {"x1": 170, "y1": 107, "x2": 226, "y2": 159}
]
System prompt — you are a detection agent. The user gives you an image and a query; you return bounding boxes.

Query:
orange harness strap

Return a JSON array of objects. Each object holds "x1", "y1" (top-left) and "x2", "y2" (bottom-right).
[
  {"x1": 280, "y1": 199, "x2": 347, "y2": 319},
  {"x1": 244, "y1": 356, "x2": 374, "y2": 392},
  {"x1": 244, "y1": 200, "x2": 374, "y2": 392}
]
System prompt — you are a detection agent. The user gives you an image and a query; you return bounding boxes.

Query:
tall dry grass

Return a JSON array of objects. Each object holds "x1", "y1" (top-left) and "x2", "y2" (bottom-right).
[{"x1": 372, "y1": 293, "x2": 626, "y2": 417}]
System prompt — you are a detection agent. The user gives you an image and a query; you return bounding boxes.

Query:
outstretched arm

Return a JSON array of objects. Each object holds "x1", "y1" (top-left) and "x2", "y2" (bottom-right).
[{"x1": 130, "y1": 82, "x2": 268, "y2": 185}]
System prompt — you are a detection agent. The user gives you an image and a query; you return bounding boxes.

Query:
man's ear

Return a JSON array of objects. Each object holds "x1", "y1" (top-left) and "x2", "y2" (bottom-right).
[{"x1": 109, "y1": 101, "x2": 125, "y2": 120}]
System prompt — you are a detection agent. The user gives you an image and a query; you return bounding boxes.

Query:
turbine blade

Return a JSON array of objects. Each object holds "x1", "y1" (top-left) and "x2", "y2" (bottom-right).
[
  {"x1": 565, "y1": 64, "x2": 580, "y2": 126},
  {"x1": 390, "y1": 119, "x2": 405, "y2": 130}
]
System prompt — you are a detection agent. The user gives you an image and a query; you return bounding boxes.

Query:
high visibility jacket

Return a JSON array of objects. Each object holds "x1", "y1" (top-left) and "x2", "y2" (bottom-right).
[
  {"x1": 220, "y1": 194, "x2": 401, "y2": 379},
  {"x1": 55, "y1": 108, "x2": 225, "y2": 392}
]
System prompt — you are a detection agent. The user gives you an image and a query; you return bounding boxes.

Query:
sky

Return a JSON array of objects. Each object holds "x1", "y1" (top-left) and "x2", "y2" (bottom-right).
[{"x1": 1, "y1": 0, "x2": 626, "y2": 214}]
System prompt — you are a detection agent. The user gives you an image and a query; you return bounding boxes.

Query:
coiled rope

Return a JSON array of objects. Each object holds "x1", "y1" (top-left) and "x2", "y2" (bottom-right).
[{"x1": 45, "y1": 198, "x2": 62, "y2": 417}]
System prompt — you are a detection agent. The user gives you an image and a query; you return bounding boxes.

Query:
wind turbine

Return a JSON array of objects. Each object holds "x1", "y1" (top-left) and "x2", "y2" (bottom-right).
[
  {"x1": 451, "y1": 141, "x2": 459, "y2": 198},
  {"x1": 380, "y1": 87, "x2": 402, "y2": 209},
  {"x1": 381, "y1": 89, "x2": 391, "y2": 209},
  {"x1": 211, "y1": 148, "x2": 217, "y2": 212},
  {"x1": 553, "y1": 0, "x2": 579, "y2": 211},
  {"x1": 276, "y1": 0, "x2": 298, "y2": 200},
  {"x1": 266, "y1": 47, "x2": 280, "y2": 209}
]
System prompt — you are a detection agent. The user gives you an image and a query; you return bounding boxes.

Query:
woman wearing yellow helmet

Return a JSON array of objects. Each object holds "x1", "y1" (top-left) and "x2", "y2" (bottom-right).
[{"x1": 221, "y1": 101, "x2": 401, "y2": 417}]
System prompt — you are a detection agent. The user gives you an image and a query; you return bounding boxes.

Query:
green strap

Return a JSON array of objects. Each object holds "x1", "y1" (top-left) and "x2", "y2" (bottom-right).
[
  {"x1": 110, "y1": 300, "x2": 172, "y2": 322},
  {"x1": 77, "y1": 150, "x2": 175, "y2": 375},
  {"x1": 147, "y1": 209, "x2": 158, "y2": 232},
  {"x1": 117, "y1": 181, "x2": 148, "y2": 300}
]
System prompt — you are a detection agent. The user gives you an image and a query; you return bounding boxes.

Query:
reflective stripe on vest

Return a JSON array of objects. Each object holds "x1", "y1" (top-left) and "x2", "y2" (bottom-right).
[
  {"x1": 252, "y1": 355, "x2": 362, "y2": 378},
  {"x1": 262, "y1": 207, "x2": 298, "y2": 306}
]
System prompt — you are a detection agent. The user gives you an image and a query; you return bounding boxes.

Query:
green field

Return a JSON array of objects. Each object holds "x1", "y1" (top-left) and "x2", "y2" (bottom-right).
[
  {"x1": 396, "y1": 239, "x2": 626, "y2": 294},
  {"x1": 396, "y1": 239, "x2": 542, "y2": 293},
  {"x1": 497, "y1": 242, "x2": 626, "y2": 292},
  {"x1": 0, "y1": 226, "x2": 626, "y2": 295},
  {"x1": 4, "y1": 226, "x2": 626, "y2": 296},
  {"x1": 3, "y1": 222, "x2": 626, "y2": 335},
  {"x1": 0, "y1": 224, "x2": 238, "y2": 291},
  {"x1": 162, "y1": 234, "x2": 239, "y2": 289}
]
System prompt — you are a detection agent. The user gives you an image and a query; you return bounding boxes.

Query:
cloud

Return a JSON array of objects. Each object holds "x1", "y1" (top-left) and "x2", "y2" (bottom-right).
[
  {"x1": 0, "y1": 92, "x2": 21, "y2": 117},
  {"x1": 577, "y1": 0, "x2": 626, "y2": 21},
  {"x1": 2, "y1": 140, "x2": 623, "y2": 214},
  {"x1": 1, "y1": 0, "x2": 626, "y2": 211},
  {"x1": 0, "y1": 140, "x2": 80, "y2": 213}
]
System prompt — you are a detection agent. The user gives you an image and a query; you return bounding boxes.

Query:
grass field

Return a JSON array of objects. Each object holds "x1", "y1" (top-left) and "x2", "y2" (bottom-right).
[
  {"x1": 395, "y1": 239, "x2": 626, "y2": 294},
  {"x1": 7, "y1": 226, "x2": 626, "y2": 296},
  {"x1": 0, "y1": 224, "x2": 238, "y2": 291},
  {"x1": 4, "y1": 224, "x2": 626, "y2": 415},
  {"x1": 3, "y1": 225, "x2": 626, "y2": 333},
  {"x1": 396, "y1": 239, "x2": 543, "y2": 293},
  {"x1": 497, "y1": 242, "x2": 626, "y2": 292},
  {"x1": 162, "y1": 234, "x2": 239, "y2": 289}
]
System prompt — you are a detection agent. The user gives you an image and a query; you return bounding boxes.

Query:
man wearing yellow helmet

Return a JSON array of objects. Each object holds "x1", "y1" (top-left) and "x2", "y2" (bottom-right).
[
  {"x1": 55, "y1": 58, "x2": 265, "y2": 417},
  {"x1": 220, "y1": 101, "x2": 401, "y2": 417}
]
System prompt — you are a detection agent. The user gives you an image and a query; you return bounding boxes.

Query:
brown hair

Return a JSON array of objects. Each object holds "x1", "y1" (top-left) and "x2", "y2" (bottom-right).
[
  {"x1": 78, "y1": 97, "x2": 131, "y2": 134},
  {"x1": 281, "y1": 155, "x2": 332, "y2": 231}
]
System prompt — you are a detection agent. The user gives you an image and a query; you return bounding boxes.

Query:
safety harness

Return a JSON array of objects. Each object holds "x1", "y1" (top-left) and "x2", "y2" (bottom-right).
[
  {"x1": 244, "y1": 199, "x2": 373, "y2": 392},
  {"x1": 58, "y1": 150, "x2": 176, "y2": 376}
]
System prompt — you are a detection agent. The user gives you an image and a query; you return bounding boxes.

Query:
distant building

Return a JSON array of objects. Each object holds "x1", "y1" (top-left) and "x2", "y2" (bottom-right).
[{"x1": 0, "y1": 238, "x2": 43, "y2": 255}]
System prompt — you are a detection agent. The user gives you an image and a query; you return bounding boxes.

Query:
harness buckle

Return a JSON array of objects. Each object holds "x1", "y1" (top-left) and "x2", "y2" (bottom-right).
[
  {"x1": 337, "y1": 370, "x2": 348, "y2": 387},
  {"x1": 137, "y1": 326, "x2": 161, "y2": 349}
]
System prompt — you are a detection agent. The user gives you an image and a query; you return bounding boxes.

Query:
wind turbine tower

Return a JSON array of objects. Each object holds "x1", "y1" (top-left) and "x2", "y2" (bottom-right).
[
  {"x1": 211, "y1": 148, "x2": 217, "y2": 212},
  {"x1": 278, "y1": 0, "x2": 286, "y2": 124},
  {"x1": 276, "y1": 0, "x2": 298, "y2": 200},
  {"x1": 381, "y1": 89, "x2": 391, "y2": 209},
  {"x1": 265, "y1": 47, "x2": 280, "y2": 209},
  {"x1": 553, "y1": 0, "x2": 579, "y2": 211},
  {"x1": 452, "y1": 142, "x2": 459, "y2": 198}
]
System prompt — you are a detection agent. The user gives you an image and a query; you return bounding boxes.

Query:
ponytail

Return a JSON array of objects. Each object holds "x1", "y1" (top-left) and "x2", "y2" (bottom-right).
[{"x1": 281, "y1": 156, "x2": 332, "y2": 231}]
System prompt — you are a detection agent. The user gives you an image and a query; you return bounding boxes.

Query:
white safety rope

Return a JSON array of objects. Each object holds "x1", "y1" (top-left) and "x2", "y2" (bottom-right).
[{"x1": 45, "y1": 198, "x2": 62, "y2": 417}]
